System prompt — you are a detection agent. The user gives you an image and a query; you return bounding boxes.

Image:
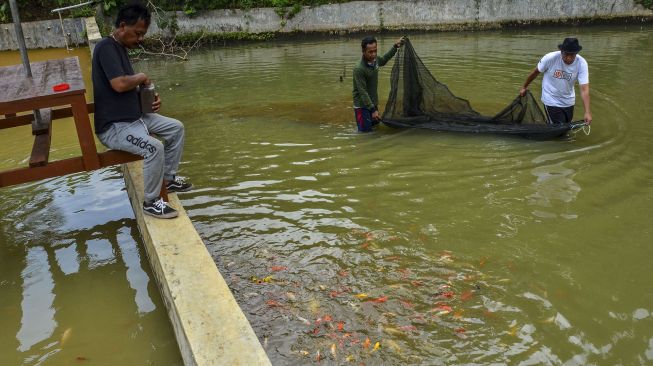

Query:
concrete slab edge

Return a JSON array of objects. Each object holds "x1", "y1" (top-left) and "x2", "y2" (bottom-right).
[
  {"x1": 123, "y1": 161, "x2": 271, "y2": 366},
  {"x1": 84, "y1": 17, "x2": 102, "y2": 54}
]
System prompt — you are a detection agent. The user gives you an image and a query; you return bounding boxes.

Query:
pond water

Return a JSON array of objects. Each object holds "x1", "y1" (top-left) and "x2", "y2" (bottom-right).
[{"x1": 2, "y1": 24, "x2": 653, "y2": 365}]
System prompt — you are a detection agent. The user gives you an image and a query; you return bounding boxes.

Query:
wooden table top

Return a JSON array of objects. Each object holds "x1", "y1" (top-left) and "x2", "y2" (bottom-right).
[{"x1": 0, "y1": 57, "x2": 85, "y2": 107}]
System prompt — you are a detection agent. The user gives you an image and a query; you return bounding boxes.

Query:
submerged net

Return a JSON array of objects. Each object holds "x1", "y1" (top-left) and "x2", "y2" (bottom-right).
[{"x1": 382, "y1": 39, "x2": 582, "y2": 138}]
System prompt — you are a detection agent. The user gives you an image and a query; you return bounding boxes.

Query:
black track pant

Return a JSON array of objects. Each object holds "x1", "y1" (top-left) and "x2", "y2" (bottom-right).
[{"x1": 544, "y1": 105, "x2": 574, "y2": 124}]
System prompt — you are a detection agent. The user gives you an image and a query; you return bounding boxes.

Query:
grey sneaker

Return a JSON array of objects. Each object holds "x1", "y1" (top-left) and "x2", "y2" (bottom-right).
[
  {"x1": 166, "y1": 176, "x2": 193, "y2": 193},
  {"x1": 143, "y1": 198, "x2": 178, "y2": 219}
]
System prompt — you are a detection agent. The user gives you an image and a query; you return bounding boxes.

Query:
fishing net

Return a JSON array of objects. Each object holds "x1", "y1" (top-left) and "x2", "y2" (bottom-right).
[{"x1": 382, "y1": 39, "x2": 586, "y2": 139}]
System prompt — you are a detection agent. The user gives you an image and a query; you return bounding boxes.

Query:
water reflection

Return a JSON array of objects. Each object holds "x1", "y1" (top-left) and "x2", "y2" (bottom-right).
[
  {"x1": 529, "y1": 161, "x2": 581, "y2": 218},
  {"x1": 0, "y1": 169, "x2": 181, "y2": 365},
  {"x1": 17, "y1": 247, "x2": 56, "y2": 353}
]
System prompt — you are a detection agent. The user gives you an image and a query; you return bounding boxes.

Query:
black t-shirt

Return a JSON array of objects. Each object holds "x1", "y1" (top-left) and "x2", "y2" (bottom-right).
[{"x1": 92, "y1": 37, "x2": 141, "y2": 134}]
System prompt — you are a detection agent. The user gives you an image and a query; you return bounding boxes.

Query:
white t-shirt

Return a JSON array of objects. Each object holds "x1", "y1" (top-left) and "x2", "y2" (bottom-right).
[{"x1": 538, "y1": 51, "x2": 589, "y2": 107}]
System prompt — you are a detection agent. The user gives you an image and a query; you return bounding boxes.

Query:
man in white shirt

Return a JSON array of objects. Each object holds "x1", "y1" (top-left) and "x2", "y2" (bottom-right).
[{"x1": 520, "y1": 37, "x2": 592, "y2": 125}]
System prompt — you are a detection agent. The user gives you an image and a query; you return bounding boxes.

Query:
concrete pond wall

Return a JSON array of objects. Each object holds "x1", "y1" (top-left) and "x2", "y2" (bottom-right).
[
  {"x1": 1, "y1": 0, "x2": 652, "y2": 49},
  {"x1": 0, "y1": 18, "x2": 86, "y2": 50},
  {"x1": 147, "y1": 0, "x2": 652, "y2": 36}
]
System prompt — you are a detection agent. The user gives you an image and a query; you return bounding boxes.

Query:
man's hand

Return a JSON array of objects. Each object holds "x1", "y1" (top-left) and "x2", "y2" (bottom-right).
[
  {"x1": 580, "y1": 84, "x2": 591, "y2": 125},
  {"x1": 152, "y1": 93, "x2": 161, "y2": 113},
  {"x1": 372, "y1": 110, "x2": 380, "y2": 121},
  {"x1": 519, "y1": 87, "x2": 527, "y2": 97},
  {"x1": 141, "y1": 74, "x2": 152, "y2": 86},
  {"x1": 395, "y1": 36, "x2": 406, "y2": 48}
]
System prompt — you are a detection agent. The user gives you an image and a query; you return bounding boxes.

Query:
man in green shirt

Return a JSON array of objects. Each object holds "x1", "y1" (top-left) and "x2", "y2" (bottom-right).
[{"x1": 353, "y1": 36, "x2": 405, "y2": 132}]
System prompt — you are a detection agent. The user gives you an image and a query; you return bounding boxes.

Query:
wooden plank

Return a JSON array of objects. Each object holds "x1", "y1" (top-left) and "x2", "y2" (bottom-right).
[
  {"x1": 0, "y1": 149, "x2": 144, "y2": 187},
  {"x1": 0, "y1": 157, "x2": 85, "y2": 188},
  {"x1": 51, "y1": 106, "x2": 76, "y2": 121},
  {"x1": 32, "y1": 108, "x2": 52, "y2": 135},
  {"x1": 70, "y1": 96, "x2": 100, "y2": 171},
  {"x1": 29, "y1": 127, "x2": 52, "y2": 167},
  {"x1": 0, "y1": 113, "x2": 33, "y2": 130},
  {"x1": 0, "y1": 103, "x2": 94, "y2": 130},
  {"x1": 52, "y1": 102, "x2": 94, "y2": 119},
  {"x1": 98, "y1": 150, "x2": 142, "y2": 167},
  {"x1": 0, "y1": 93, "x2": 85, "y2": 116}
]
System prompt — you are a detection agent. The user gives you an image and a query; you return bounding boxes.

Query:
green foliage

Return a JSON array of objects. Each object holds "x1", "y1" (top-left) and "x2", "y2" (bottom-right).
[
  {"x1": 1, "y1": 0, "x2": 355, "y2": 22},
  {"x1": 183, "y1": 5, "x2": 196, "y2": 16},
  {"x1": 103, "y1": 0, "x2": 118, "y2": 13},
  {"x1": 272, "y1": 0, "x2": 303, "y2": 27},
  {"x1": 290, "y1": 3, "x2": 301, "y2": 15},
  {"x1": 69, "y1": 5, "x2": 94, "y2": 17},
  {"x1": 172, "y1": 30, "x2": 275, "y2": 45},
  {"x1": 635, "y1": 0, "x2": 653, "y2": 9},
  {"x1": 153, "y1": 9, "x2": 180, "y2": 35},
  {"x1": 138, "y1": 29, "x2": 274, "y2": 51},
  {"x1": 273, "y1": 4, "x2": 286, "y2": 18},
  {"x1": 0, "y1": 3, "x2": 7, "y2": 23},
  {"x1": 1, "y1": 0, "x2": 99, "y2": 22},
  {"x1": 95, "y1": 12, "x2": 111, "y2": 36},
  {"x1": 127, "y1": 47, "x2": 142, "y2": 57}
]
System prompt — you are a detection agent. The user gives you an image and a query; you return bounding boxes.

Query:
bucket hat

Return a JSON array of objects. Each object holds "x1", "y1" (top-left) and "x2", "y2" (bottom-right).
[{"x1": 558, "y1": 37, "x2": 582, "y2": 53}]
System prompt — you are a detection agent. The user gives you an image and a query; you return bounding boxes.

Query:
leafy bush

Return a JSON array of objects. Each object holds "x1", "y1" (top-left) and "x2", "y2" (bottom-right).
[
  {"x1": 636, "y1": 0, "x2": 653, "y2": 9},
  {"x1": 1, "y1": 0, "x2": 96, "y2": 22},
  {"x1": 1, "y1": 0, "x2": 358, "y2": 22}
]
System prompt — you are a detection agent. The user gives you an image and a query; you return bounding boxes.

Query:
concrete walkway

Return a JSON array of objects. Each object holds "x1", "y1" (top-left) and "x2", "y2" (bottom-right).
[{"x1": 123, "y1": 161, "x2": 271, "y2": 366}]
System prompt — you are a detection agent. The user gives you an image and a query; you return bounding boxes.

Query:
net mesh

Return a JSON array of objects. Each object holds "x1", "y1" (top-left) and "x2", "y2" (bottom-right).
[{"x1": 382, "y1": 39, "x2": 581, "y2": 138}]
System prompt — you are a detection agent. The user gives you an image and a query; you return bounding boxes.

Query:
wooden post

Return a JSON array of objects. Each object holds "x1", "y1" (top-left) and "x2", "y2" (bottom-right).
[{"x1": 70, "y1": 95, "x2": 100, "y2": 170}]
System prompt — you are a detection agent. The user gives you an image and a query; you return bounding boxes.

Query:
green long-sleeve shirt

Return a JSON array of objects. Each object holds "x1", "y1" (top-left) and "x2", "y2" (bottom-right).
[{"x1": 352, "y1": 46, "x2": 398, "y2": 110}]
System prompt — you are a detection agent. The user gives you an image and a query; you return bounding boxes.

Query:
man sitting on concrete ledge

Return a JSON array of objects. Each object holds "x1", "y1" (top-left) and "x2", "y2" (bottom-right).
[{"x1": 92, "y1": 2, "x2": 192, "y2": 219}]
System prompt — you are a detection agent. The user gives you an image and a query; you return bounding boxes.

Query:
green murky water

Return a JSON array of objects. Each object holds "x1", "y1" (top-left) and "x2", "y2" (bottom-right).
[{"x1": 2, "y1": 24, "x2": 653, "y2": 365}]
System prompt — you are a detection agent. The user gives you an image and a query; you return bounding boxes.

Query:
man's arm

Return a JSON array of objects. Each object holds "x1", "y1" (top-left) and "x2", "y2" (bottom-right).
[
  {"x1": 110, "y1": 72, "x2": 150, "y2": 93},
  {"x1": 519, "y1": 67, "x2": 540, "y2": 96},
  {"x1": 377, "y1": 46, "x2": 397, "y2": 67},
  {"x1": 377, "y1": 37, "x2": 405, "y2": 67},
  {"x1": 580, "y1": 83, "x2": 591, "y2": 124}
]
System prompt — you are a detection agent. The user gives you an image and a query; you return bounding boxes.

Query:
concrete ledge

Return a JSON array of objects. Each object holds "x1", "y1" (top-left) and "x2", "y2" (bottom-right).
[
  {"x1": 84, "y1": 17, "x2": 102, "y2": 54},
  {"x1": 123, "y1": 161, "x2": 271, "y2": 366}
]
